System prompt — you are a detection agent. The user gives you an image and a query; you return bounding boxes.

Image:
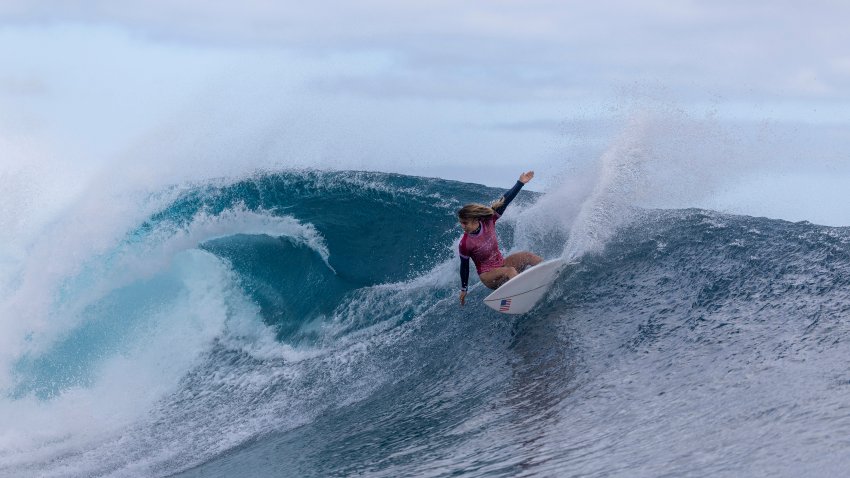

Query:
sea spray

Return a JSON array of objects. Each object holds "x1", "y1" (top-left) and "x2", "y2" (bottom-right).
[
  {"x1": 511, "y1": 114, "x2": 652, "y2": 261},
  {"x1": 563, "y1": 115, "x2": 651, "y2": 259},
  {"x1": 517, "y1": 109, "x2": 752, "y2": 262}
]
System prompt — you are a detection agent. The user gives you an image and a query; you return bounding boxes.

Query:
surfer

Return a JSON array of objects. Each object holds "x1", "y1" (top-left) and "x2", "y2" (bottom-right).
[{"x1": 458, "y1": 171, "x2": 542, "y2": 305}]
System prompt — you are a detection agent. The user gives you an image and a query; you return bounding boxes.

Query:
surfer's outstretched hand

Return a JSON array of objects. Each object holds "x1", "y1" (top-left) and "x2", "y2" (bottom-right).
[
  {"x1": 519, "y1": 171, "x2": 534, "y2": 184},
  {"x1": 459, "y1": 290, "x2": 467, "y2": 306}
]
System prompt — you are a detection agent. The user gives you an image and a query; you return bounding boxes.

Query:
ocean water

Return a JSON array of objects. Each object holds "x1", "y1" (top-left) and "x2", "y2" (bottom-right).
[{"x1": 2, "y1": 169, "x2": 850, "y2": 477}]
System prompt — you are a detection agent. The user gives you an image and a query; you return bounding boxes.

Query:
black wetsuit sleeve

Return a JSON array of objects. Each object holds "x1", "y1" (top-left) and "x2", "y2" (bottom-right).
[
  {"x1": 460, "y1": 256, "x2": 470, "y2": 290},
  {"x1": 493, "y1": 180, "x2": 524, "y2": 215}
]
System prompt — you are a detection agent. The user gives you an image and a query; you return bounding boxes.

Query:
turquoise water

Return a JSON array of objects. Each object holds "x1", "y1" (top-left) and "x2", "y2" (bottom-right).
[{"x1": 2, "y1": 171, "x2": 850, "y2": 477}]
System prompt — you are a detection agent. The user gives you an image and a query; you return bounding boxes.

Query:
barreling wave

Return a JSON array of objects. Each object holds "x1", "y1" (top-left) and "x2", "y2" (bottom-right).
[{"x1": 2, "y1": 170, "x2": 850, "y2": 478}]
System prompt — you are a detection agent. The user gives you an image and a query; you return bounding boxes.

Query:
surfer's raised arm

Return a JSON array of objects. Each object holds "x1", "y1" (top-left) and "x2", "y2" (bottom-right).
[{"x1": 491, "y1": 170, "x2": 534, "y2": 215}]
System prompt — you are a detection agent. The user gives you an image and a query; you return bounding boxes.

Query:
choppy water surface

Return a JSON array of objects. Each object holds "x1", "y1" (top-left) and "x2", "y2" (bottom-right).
[{"x1": 2, "y1": 171, "x2": 849, "y2": 477}]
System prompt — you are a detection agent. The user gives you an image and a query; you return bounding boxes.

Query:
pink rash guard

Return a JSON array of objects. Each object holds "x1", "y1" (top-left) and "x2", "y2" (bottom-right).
[
  {"x1": 457, "y1": 180, "x2": 525, "y2": 290},
  {"x1": 458, "y1": 212, "x2": 504, "y2": 274}
]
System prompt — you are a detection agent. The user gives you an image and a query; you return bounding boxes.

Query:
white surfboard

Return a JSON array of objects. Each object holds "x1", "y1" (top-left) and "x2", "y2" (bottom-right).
[{"x1": 483, "y1": 259, "x2": 576, "y2": 314}]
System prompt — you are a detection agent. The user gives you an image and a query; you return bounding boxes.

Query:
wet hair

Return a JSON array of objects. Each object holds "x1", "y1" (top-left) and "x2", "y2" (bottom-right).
[{"x1": 457, "y1": 197, "x2": 505, "y2": 221}]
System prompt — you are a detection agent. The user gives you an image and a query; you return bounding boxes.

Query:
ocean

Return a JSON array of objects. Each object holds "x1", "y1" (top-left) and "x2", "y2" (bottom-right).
[{"x1": 2, "y1": 169, "x2": 849, "y2": 477}]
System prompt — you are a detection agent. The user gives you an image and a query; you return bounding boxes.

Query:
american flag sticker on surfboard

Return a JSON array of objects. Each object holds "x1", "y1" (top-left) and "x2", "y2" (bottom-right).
[{"x1": 499, "y1": 298, "x2": 512, "y2": 312}]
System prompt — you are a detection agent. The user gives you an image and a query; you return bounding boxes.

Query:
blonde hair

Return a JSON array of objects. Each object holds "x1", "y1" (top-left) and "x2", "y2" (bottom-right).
[{"x1": 457, "y1": 196, "x2": 505, "y2": 221}]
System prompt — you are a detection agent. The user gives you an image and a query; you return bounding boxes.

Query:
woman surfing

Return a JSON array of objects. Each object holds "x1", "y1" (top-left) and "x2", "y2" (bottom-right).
[{"x1": 458, "y1": 170, "x2": 542, "y2": 306}]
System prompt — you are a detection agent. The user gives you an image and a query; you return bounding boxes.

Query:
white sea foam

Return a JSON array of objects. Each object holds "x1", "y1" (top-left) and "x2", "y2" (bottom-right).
[
  {"x1": 0, "y1": 179, "x2": 334, "y2": 476},
  {"x1": 0, "y1": 248, "x2": 269, "y2": 469}
]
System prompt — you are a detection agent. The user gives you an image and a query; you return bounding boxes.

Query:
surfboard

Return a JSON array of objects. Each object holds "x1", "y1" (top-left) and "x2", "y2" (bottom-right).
[{"x1": 483, "y1": 258, "x2": 576, "y2": 314}]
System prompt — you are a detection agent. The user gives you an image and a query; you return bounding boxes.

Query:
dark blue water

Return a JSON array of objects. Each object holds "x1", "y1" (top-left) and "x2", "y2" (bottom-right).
[{"x1": 3, "y1": 171, "x2": 850, "y2": 477}]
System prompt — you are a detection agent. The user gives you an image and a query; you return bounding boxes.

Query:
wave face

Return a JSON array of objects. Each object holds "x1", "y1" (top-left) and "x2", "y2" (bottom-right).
[{"x1": 2, "y1": 170, "x2": 850, "y2": 477}]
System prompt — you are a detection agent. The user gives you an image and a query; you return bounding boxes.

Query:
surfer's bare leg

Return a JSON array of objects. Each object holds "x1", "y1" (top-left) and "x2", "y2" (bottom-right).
[
  {"x1": 479, "y1": 267, "x2": 518, "y2": 289},
  {"x1": 503, "y1": 252, "x2": 542, "y2": 273}
]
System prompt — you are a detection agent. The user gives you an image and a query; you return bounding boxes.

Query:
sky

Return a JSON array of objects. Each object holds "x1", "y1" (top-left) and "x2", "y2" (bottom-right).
[{"x1": 1, "y1": 1, "x2": 849, "y2": 225}]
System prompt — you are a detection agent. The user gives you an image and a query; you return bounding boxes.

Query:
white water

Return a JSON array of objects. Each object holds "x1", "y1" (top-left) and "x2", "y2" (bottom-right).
[{"x1": 0, "y1": 187, "x2": 340, "y2": 475}]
